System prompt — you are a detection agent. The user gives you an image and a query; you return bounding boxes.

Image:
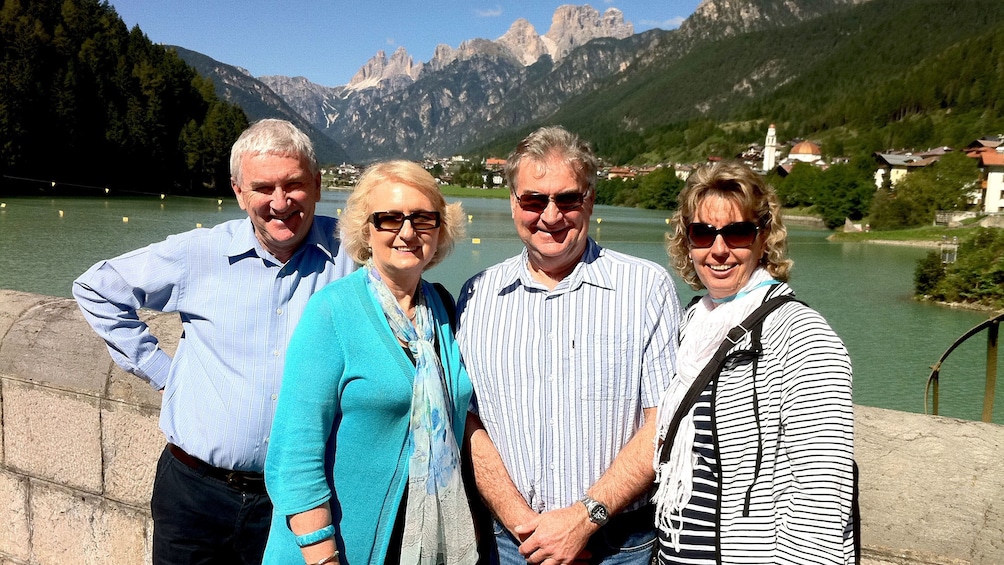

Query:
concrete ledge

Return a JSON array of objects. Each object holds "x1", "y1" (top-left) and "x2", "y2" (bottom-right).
[
  {"x1": 0, "y1": 290, "x2": 1002, "y2": 564},
  {"x1": 857, "y1": 406, "x2": 1004, "y2": 564}
]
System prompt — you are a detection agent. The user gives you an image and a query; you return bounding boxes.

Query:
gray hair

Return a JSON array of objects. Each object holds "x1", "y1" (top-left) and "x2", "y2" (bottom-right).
[
  {"x1": 230, "y1": 119, "x2": 318, "y2": 186},
  {"x1": 504, "y1": 126, "x2": 599, "y2": 194}
]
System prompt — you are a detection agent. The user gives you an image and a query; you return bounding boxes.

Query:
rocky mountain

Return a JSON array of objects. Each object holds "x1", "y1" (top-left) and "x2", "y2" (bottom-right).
[
  {"x1": 179, "y1": 0, "x2": 872, "y2": 163},
  {"x1": 168, "y1": 46, "x2": 351, "y2": 164}
]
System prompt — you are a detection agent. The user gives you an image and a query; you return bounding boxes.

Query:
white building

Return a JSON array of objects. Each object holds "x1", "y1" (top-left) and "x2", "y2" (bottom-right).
[{"x1": 762, "y1": 124, "x2": 778, "y2": 172}]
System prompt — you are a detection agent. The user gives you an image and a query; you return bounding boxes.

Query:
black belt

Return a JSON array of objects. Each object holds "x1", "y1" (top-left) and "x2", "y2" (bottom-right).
[{"x1": 167, "y1": 444, "x2": 266, "y2": 494}]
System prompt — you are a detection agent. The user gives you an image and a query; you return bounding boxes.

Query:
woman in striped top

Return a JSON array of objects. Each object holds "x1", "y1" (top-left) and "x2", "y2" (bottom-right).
[{"x1": 653, "y1": 161, "x2": 855, "y2": 564}]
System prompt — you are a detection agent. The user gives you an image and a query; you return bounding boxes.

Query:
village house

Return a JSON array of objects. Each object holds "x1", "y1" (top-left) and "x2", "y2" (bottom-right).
[{"x1": 872, "y1": 151, "x2": 941, "y2": 188}]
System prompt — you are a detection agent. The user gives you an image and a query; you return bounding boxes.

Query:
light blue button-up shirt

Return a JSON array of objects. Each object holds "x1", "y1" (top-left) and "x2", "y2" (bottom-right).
[{"x1": 73, "y1": 216, "x2": 356, "y2": 471}]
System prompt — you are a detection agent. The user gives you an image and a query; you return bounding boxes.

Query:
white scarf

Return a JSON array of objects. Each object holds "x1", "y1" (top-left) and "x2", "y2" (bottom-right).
[{"x1": 652, "y1": 268, "x2": 776, "y2": 551}]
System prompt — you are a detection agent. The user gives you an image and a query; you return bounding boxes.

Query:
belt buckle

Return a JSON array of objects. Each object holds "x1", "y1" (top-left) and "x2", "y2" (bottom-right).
[{"x1": 225, "y1": 471, "x2": 245, "y2": 490}]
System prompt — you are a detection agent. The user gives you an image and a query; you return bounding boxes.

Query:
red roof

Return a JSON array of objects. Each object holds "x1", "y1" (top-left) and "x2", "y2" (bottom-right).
[{"x1": 979, "y1": 152, "x2": 1004, "y2": 166}]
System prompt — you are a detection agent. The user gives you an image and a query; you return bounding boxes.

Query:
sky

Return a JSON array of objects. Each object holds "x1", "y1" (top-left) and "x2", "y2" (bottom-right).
[{"x1": 107, "y1": 0, "x2": 704, "y2": 87}]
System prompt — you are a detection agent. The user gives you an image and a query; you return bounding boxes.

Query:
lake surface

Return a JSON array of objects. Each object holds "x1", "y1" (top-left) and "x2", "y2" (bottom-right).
[{"x1": 1, "y1": 193, "x2": 998, "y2": 423}]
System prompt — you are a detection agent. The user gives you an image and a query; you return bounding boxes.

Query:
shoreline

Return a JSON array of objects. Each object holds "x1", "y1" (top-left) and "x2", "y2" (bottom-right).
[{"x1": 852, "y1": 238, "x2": 942, "y2": 248}]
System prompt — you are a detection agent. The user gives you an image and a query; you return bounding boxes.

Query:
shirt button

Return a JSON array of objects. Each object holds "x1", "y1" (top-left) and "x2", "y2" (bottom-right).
[
  {"x1": 273, "y1": 350, "x2": 280, "y2": 356},
  {"x1": 271, "y1": 394, "x2": 278, "y2": 400},
  {"x1": 276, "y1": 308, "x2": 283, "y2": 315}
]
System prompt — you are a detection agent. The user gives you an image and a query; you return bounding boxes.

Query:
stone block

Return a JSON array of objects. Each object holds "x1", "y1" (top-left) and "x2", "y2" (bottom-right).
[
  {"x1": 0, "y1": 290, "x2": 46, "y2": 343},
  {"x1": 30, "y1": 481, "x2": 149, "y2": 565},
  {"x1": 0, "y1": 471, "x2": 30, "y2": 561},
  {"x1": 3, "y1": 381, "x2": 102, "y2": 493},
  {"x1": 856, "y1": 406, "x2": 1004, "y2": 563},
  {"x1": 0, "y1": 298, "x2": 107, "y2": 394},
  {"x1": 102, "y1": 402, "x2": 163, "y2": 506}
]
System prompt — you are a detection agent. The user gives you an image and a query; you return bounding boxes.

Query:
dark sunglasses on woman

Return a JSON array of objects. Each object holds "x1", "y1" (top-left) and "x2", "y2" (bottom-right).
[
  {"x1": 370, "y1": 211, "x2": 441, "y2": 231},
  {"x1": 686, "y1": 221, "x2": 760, "y2": 248}
]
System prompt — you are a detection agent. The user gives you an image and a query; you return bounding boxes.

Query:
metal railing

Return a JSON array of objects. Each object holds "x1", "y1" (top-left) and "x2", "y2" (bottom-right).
[{"x1": 926, "y1": 312, "x2": 1004, "y2": 422}]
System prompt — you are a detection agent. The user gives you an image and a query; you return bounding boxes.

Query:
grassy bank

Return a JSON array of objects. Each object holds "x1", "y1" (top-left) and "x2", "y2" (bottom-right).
[
  {"x1": 439, "y1": 186, "x2": 510, "y2": 199},
  {"x1": 829, "y1": 225, "x2": 978, "y2": 244}
]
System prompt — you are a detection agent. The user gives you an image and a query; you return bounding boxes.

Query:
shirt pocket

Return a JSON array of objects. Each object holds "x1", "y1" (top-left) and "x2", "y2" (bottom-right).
[{"x1": 572, "y1": 331, "x2": 634, "y2": 402}]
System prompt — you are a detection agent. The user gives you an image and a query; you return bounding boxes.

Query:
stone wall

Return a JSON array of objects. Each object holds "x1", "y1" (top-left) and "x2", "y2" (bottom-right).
[{"x1": 0, "y1": 289, "x2": 1001, "y2": 564}]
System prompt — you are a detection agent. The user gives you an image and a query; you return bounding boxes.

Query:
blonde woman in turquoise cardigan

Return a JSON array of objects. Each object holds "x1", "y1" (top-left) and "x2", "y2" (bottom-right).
[{"x1": 263, "y1": 161, "x2": 477, "y2": 565}]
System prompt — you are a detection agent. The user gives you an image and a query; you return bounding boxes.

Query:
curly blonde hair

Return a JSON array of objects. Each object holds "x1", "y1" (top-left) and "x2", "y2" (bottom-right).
[
  {"x1": 667, "y1": 160, "x2": 792, "y2": 290},
  {"x1": 340, "y1": 160, "x2": 465, "y2": 269}
]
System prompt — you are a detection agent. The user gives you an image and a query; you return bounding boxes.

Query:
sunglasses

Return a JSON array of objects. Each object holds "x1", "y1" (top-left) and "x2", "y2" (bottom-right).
[
  {"x1": 370, "y1": 210, "x2": 441, "y2": 231},
  {"x1": 686, "y1": 221, "x2": 760, "y2": 248},
  {"x1": 514, "y1": 191, "x2": 587, "y2": 213}
]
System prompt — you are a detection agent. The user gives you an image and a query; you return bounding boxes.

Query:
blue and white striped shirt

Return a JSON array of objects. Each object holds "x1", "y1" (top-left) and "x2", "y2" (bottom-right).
[
  {"x1": 73, "y1": 216, "x2": 356, "y2": 472},
  {"x1": 456, "y1": 238, "x2": 681, "y2": 513}
]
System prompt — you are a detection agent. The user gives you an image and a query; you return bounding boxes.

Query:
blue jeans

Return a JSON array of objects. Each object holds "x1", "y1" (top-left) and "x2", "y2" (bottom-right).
[
  {"x1": 492, "y1": 506, "x2": 656, "y2": 565},
  {"x1": 150, "y1": 446, "x2": 272, "y2": 565}
]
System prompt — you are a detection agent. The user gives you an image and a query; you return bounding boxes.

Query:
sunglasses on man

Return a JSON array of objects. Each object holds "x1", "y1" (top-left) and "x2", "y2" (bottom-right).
[
  {"x1": 514, "y1": 191, "x2": 588, "y2": 214},
  {"x1": 686, "y1": 221, "x2": 760, "y2": 248},
  {"x1": 370, "y1": 211, "x2": 441, "y2": 231}
]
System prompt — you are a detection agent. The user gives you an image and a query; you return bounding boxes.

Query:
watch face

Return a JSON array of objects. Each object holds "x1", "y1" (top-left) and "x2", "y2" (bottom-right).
[{"x1": 595, "y1": 506, "x2": 608, "y2": 521}]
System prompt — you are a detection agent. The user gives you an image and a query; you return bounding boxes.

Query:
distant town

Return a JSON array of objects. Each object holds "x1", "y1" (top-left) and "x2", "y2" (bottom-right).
[{"x1": 322, "y1": 124, "x2": 1004, "y2": 220}]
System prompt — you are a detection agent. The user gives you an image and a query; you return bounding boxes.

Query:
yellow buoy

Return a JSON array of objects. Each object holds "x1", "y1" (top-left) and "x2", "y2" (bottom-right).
[
  {"x1": 122, "y1": 217, "x2": 129, "y2": 223},
  {"x1": 596, "y1": 218, "x2": 602, "y2": 224},
  {"x1": 217, "y1": 199, "x2": 223, "y2": 205},
  {"x1": 196, "y1": 223, "x2": 203, "y2": 228},
  {"x1": 0, "y1": 203, "x2": 5, "y2": 208},
  {"x1": 160, "y1": 194, "x2": 165, "y2": 200},
  {"x1": 337, "y1": 208, "x2": 342, "y2": 216},
  {"x1": 58, "y1": 210, "x2": 64, "y2": 217},
  {"x1": 468, "y1": 215, "x2": 473, "y2": 222},
  {"x1": 472, "y1": 238, "x2": 481, "y2": 244},
  {"x1": 105, "y1": 188, "x2": 110, "y2": 194},
  {"x1": 665, "y1": 218, "x2": 670, "y2": 224}
]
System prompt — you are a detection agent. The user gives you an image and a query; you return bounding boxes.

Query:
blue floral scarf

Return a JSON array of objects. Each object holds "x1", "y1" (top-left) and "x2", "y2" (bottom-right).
[{"x1": 365, "y1": 264, "x2": 477, "y2": 565}]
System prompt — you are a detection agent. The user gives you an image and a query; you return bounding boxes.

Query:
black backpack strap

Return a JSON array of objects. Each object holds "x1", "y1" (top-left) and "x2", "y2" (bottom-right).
[
  {"x1": 657, "y1": 293, "x2": 800, "y2": 465},
  {"x1": 853, "y1": 460, "x2": 861, "y2": 564},
  {"x1": 432, "y1": 282, "x2": 457, "y2": 332}
]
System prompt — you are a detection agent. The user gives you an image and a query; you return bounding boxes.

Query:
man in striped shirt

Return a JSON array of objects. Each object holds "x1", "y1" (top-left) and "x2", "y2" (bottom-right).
[
  {"x1": 73, "y1": 119, "x2": 355, "y2": 564},
  {"x1": 458, "y1": 126, "x2": 681, "y2": 565}
]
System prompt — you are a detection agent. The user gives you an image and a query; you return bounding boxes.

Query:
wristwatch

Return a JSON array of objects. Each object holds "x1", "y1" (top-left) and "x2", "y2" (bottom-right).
[{"x1": 579, "y1": 495, "x2": 610, "y2": 526}]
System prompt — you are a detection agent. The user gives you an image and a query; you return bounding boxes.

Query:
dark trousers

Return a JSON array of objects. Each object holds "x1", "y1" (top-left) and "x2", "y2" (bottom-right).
[{"x1": 151, "y1": 446, "x2": 273, "y2": 565}]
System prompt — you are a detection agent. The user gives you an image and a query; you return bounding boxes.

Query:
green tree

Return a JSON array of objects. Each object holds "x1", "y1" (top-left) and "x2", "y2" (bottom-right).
[
  {"x1": 814, "y1": 163, "x2": 875, "y2": 229},
  {"x1": 776, "y1": 162, "x2": 822, "y2": 208},
  {"x1": 635, "y1": 167, "x2": 684, "y2": 210}
]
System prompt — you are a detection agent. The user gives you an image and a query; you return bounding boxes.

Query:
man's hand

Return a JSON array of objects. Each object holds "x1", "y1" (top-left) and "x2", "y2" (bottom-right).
[{"x1": 514, "y1": 503, "x2": 596, "y2": 565}]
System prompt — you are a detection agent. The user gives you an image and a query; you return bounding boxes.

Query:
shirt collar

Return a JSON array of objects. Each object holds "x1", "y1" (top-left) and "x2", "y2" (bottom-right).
[
  {"x1": 502, "y1": 237, "x2": 615, "y2": 293},
  {"x1": 226, "y1": 217, "x2": 332, "y2": 266}
]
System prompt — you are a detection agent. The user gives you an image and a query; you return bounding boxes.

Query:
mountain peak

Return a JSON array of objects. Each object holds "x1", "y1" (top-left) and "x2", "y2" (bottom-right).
[
  {"x1": 349, "y1": 4, "x2": 635, "y2": 90},
  {"x1": 346, "y1": 46, "x2": 420, "y2": 92},
  {"x1": 543, "y1": 5, "x2": 633, "y2": 60}
]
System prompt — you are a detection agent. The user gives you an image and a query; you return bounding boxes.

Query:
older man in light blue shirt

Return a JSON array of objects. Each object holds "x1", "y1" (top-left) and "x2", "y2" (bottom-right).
[
  {"x1": 73, "y1": 119, "x2": 355, "y2": 565},
  {"x1": 458, "y1": 126, "x2": 681, "y2": 565}
]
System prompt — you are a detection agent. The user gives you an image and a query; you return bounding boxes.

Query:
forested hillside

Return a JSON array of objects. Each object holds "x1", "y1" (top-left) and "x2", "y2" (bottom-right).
[
  {"x1": 0, "y1": 0, "x2": 247, "y2": 196},
  {"x1": 531, "y1": 0, "x2": 1004, "y2": 165}
]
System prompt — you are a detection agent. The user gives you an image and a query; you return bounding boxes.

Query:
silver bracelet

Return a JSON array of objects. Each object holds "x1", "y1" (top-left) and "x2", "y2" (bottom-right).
[{"x1": 311, "y1": 552, "x2": 339, "y2": 565}]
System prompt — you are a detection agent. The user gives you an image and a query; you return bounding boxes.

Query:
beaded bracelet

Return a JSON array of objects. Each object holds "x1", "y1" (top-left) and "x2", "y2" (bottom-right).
[
  {"x1": 312, "y1": 552, "x2": 339, "y2": 565},
  {"x1": 294, "y1": 524, "x2": 335, "y2": 548}
]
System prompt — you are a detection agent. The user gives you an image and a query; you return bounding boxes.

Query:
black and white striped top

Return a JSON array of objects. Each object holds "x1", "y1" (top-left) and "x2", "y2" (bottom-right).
[
  {"x1": 656, "y1": 383, "x2": 718, "y2": 564},
  {"x1": 657, "y1": 283, "x2": 855, "y2": 565}
]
